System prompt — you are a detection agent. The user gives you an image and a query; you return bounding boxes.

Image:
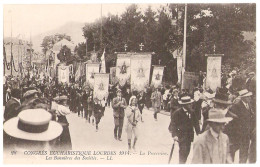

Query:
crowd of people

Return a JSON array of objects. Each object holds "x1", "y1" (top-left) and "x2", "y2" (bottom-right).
[{"x1": 3, "y1": 69, "x2": 256, "y2": 164}]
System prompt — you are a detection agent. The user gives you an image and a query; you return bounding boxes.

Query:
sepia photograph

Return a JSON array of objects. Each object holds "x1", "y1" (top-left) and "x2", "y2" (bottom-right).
[{"x1": 2, "y1": 1, "x2": 257, "y2": 164}]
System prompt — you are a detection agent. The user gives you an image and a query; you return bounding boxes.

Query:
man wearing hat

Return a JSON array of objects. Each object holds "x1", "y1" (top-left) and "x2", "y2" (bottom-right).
[
  {"x1": 52, "y1": 95, "x2": 72, "y2": 150},
  {"x1": 245, "y1": 72, "x2": 255, "y2": 92},
  {"x1": 5, "y1": 88, "x2": 39, "y2": 122},
  {"x1": 112, "y1": 89, "x2": 127, "y2": 141},
  {"x1": 225, "y1": 89, "x2": 254, "y2": 163},
  {"x1": 169, "y1": 96, "x2": 200, "y2": 164},
  {"x1": 4, "y1": 89, "x2": 21, "y2": 122},
  {"x1": 22, "y1": 87, "x2": 39, "y2": 104},
  {"x1": 201, "y1": 88, "x2": 233, "y2": 132},
  {"x1": 4, "y1": 109, "x2": 63, "y2": 152},
  {"x1": 168, "y1": 89, "x2": 179, "y2": 133},
  {"x1": 192, "y1": 108, "x2": 233, "y2": 164}
]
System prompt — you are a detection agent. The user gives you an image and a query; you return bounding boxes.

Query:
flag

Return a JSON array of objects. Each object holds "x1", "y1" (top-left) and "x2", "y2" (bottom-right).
[
  {"x1": 86, "y1": 63, "x2": 100, "y2": 88},
  {"x1": 100, "y1": 49, "x2": 106, "y2": 73},
  {"x1": 58, "y1": 65, "x2": 70, "y2": 84},
  {"x1": 75, "y1": 65, "x2": 81, "y2": 82},
  {"x1": 130, "y1": 54, "x2": 152, "y2": 92},
  {"x1": 151, "y1": 66, "x2": 164, "y2": 88},
  {"x1": 94, "y1": 73, "x2": 109, "y2": 100},
  {"x1": 172, "y1": 48, "x2": 183, "y2": 59},
  {"x1": 206, "y1": 56, "x2": 222, "y2": 92},
  {"x1": 116, "y1": 53, "x2": 131, "y2": 86}
]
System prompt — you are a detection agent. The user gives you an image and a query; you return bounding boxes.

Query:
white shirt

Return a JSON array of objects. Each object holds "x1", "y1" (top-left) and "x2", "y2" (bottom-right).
[
  {"x1": 210, "y1": 127, "x2": 220, "y2": 140},
  {"x1": 163, "y1": 89, "x2": 170, "y2": 100},
  {"x1": 242, "y1": 100, "x2": 249, "y2": 110},
  {"x1": 52, "y1": 101, "x2": 71, "y2": 116},
  {"x1": 13, "y1": 97, "x2": 21, "y2": 105}
]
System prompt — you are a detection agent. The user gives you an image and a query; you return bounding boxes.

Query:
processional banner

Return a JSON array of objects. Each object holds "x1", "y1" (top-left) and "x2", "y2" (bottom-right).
[
  {"x1": 86, "y1": 63, "x2": 100, "y2": 88},
  {"x1": 116, "y1": 54, "x2": 131, "y2": 86},
  {"x1": 206, "y1": 56, "x2": 222, "y2": 92},
  {"x1": 130, "y1": 54, "x2": 152, "y2": 91},
  {"x1": 110, "y1": 67, "x2": 117, "y2": 84},
  {"x1": 151, "y1": 66, "x2": 164, "y2": 88},
  {"x1": 182, "y1": 72, "x2": 199, "y2": 93},
  {"x1": 58, "y1": 65, "x2": 70, "y2": 83},
  {"x1": 94, "y1": 73, "x2": 109, "y2": 100}
]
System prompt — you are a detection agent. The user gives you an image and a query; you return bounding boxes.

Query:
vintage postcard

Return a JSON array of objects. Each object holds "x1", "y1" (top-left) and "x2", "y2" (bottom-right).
[{"x1": 3, "y1": 3, "x2": 256, "y2": 164}]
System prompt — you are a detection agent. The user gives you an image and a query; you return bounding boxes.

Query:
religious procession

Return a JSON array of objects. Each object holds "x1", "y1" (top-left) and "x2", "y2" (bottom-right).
[{"x1": 3, "y1": 3, "x2": 256, "y2": 164}]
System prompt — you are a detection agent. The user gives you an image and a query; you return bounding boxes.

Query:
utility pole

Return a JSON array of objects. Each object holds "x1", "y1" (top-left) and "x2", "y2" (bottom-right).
[
  {"x1": 86, "y1": 37, "x2": 88, "y2": 56},
  {"x1": 181, "y1": 4, "x2": 187, "y2": 89},
  {"x1": 10, "y1": 12, "x2": 13, "y2": 76},
  {"x1": 183, "y1": 4, "x2": 187, "y2": 69},
  {"x1": 101, "y1": 4, "x2": 103, "y2": 50}
]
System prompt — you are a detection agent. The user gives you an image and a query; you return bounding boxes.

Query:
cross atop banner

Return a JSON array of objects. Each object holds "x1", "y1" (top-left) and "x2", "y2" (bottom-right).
[
  {"x1": 124, "y1": 44, "x2": 128, "y2": 52},
  {"x1": 139, "y1": 43, "x2": 144, "y2": 51}
]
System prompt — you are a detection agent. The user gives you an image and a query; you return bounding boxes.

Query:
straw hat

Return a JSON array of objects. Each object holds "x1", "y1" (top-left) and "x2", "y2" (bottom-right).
[
  {"x1": 116, "y1": 89, "x2": 122, "y2": 93},
  {"x1": 53, "y1": 95, "x2": 68, "y2": 102},
  {"x1": 4, "y1": 109, "x2": 63, "y2": 141},
  {"x1": 248, "y1": 72, "x2": 255, "y2": 76},
  {"x1": 178, "y1": 96, "x2": 194, "y2": 105},
  {"x1": 23, "y1": 89, "x2": 38, "y2": 98},
  {"x1": 207, "y1": 108, "x2": 233, "y2": 123},
  {"x1": 238, "y1": 89, "x2": 252, "y2": 97}
]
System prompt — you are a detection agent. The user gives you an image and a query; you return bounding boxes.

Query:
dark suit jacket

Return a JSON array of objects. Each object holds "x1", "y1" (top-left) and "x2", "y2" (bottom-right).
[
  {"x1": 170, "y1": 108, "x2": 200, "y2": 142},
  {"x1": 170, "y1": 97, "x2": 179, "y2": 114},
  {"x1": 137, "y1": 94, "x2": 145, "y2": 110},
  {"x1": 224, "y1": 99, "x2": 253, "y2": 144},
  {"x1": 112, "y1": 97, "x2": 127, "y2": 118},
  {"x1": 4, "y1": 98, "x2": 21, "y2": 121}
]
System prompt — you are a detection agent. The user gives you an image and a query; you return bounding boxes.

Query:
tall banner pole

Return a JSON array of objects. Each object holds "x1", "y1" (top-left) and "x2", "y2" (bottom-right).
[{"x1": 181, "y1": 4, "x2": 187, "y2": 89}]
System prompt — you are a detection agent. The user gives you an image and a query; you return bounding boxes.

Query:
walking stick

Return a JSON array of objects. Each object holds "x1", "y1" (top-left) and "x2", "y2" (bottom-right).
[{"x1": 168, "y1": 140, "x2": 176, "y2": 164}]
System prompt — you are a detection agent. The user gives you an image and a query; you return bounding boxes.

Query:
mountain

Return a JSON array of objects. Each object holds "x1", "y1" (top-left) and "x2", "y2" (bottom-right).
[{"x1": 31, "y1": 21, "x2": 86, "y2": 53}]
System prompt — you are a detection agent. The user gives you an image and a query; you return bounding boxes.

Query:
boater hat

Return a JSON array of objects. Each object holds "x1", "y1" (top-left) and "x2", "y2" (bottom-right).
[
  {"x1": 116, "y1": 89, "x2": 122, "y2": 93},
  {"x1": 178, "y1": 96, "x2": 194, "y2": 105},
  {"x1": 207, "y1": 108, "x2": 233, "y2": 123},
  {"x1": 4, "y1": 109, "x2": 63, "y2": 141},
  {"x1": 53, "y1": 95, "x2": 68, "y2": 101},
  {"x1": 238, "y1": 89, "x2": 252, "y2": 97},
  {"x1": 23, "y1": 89, "x2": 38, "y2": 98}
]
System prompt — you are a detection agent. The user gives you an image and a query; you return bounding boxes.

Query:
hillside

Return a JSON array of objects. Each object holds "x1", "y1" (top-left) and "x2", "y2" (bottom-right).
[{"x1": 31, "y1": 21, "x2": 85, "y2": 53}]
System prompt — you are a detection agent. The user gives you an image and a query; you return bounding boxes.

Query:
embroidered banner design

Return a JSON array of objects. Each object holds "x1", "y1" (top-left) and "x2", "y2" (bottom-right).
[
  {"x1": 151, "y1": 66, "x2": 164, "y2": 88},
  {"x1": 130, "y1": 54, "x2": 152, "y2": 91},
  {"x1": 116, "y1": 54, "x2": 131, "y2": 86},
  {"x1": 58, "y1": 65, "x2": 70, "y2": 84},
  {"x1": 86, "y1": 63, "x2": 100, "y2": 88},
  {"x1": 94, "y1": 73, "x2": 109, "y2": 100},
  {"x1": 206, "y1": 56, "x2": 222, "y2": 92}
]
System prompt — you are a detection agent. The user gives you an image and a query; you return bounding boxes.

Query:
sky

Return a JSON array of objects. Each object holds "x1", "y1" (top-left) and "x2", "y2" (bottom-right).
[{"x1": 3, "y1": 4, "x2": 163, "y2": 41}]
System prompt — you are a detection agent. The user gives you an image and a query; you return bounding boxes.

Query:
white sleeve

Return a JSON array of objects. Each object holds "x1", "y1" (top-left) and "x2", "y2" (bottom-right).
[{"x1": 56, "y1": 105, "x2": 71, "y2": 116}]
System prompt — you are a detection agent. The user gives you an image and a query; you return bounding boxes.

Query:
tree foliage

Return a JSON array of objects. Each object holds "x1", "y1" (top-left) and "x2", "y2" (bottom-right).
[
  {"x1": 57, "y1": 45, "x2": 72, "y2": 63},
  {"x1": 41, "y1": 33, "x2": 71, "y2": 54},
  {"x1": 79, "y1": 3, "x2": 255, "y2": 83}
]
